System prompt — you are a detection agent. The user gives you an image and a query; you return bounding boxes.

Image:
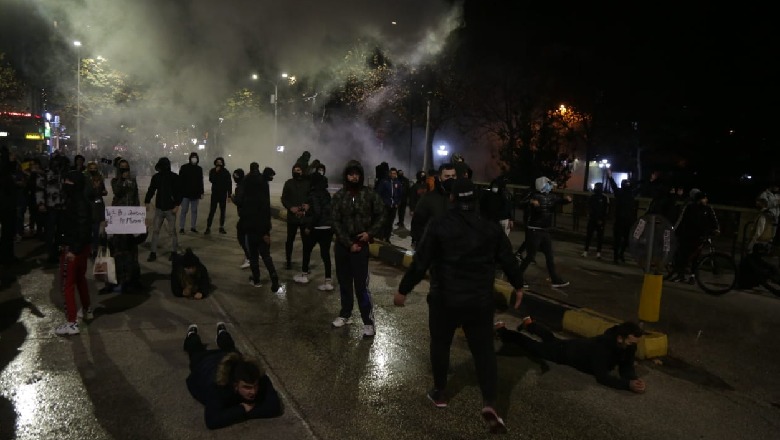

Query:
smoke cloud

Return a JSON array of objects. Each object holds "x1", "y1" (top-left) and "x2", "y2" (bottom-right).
[{"x1": 7, "y1": 0, "x2": 462, "y2": 178}]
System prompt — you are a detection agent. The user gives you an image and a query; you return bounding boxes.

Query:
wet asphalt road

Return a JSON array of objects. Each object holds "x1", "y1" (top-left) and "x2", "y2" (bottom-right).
[{"x1": 1, "y1": 179, "x2": 779, "y2": 440}]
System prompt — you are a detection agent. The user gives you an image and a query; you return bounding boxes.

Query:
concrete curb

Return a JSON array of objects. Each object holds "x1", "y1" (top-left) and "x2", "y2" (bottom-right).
[{"x1": 271, "y1": 206, "x2": 668, "y2": 359}]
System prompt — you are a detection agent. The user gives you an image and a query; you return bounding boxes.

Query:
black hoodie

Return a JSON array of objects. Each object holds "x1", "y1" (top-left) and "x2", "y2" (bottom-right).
[
  {"x1": 145, "y1": 157, "x2": 181, "y2": 210},
  {"x1": 179, "y1": 152, "x2": 204, "y2": 199},
  {"x1": 59, "y1": 170, "x2": 92, "y2": 253}
]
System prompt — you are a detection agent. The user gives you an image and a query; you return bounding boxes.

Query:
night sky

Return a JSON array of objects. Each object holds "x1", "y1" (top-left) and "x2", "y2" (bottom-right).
[{"x1": 1, "y1": 1, "x2": 777, "y2": 194}]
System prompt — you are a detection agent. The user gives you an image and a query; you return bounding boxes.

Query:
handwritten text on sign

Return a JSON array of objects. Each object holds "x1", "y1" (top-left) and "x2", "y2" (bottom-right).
[{"x1": 105, "y1": 206, "x2": 147, "y2": 234}]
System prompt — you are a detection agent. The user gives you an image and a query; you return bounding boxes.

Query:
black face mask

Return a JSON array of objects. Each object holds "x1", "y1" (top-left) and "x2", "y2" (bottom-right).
[
  {"x1": 440, "y1": 178, "x2": 455, "y2": 194},
  {"x1": 293, "y1": 172, "x2": 303, "y2": 179}
]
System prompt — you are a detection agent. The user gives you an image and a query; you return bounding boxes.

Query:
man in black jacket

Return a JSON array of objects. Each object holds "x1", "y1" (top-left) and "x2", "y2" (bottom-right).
[
  {"x1": 54, "y1": 170, "x2": 93, "y2": 335},
  {"x1": 581, "y1": 182, "x2": 610, "y2": 259},
  {"x1": 496, "y1": 319, "x2": 646, "y2": 393},
  {"x1": 145, "y1": 157, "x2": 181, "y2": 262},
  {"x1": 394, "y1": 178, "x2": 525, "y2": 434},
  {"x1": 183, "y1": 323, "x2": 283, "y2": 429},
  {"x1": 517, "y1": 176, "x2": 572, "y2": 288},
  {"x1": 205, "y1": 157, "x2": 231, "y2": 235},
  {"x1": 607, "y1": 169, "x2": 637, "y2": 264},
  {"x1": 409, "y1": 163, "x2": 456, "y2": 248},
  {"x1": 178, "y1": 152, "x2": 204, "y2": 233},
  {"x1": 233, "y1": 162, "x2": 280, "y2": 293}
]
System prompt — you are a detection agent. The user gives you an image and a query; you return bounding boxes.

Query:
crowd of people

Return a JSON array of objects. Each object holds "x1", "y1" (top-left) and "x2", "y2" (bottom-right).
[{"x1": 12, "y1": 145, "x2": 778, "y2": 433}]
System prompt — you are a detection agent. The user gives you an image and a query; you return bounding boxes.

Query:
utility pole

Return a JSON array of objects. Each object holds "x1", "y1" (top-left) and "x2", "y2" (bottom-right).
[{"x1": 422, "y1": 98, "x2": 431, "y2": 172}]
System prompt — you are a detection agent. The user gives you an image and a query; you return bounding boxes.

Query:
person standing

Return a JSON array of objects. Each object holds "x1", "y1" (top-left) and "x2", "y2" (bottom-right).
[
  {"x1": 205, "y1": 157, "x2": 232, "y2": 235},
  {"x1": 667, "y1": 190, "x2": 720, "y2": 283},
  {"x1": 410, "y1": 164, "x2": 456, "y2": 248},
  {"x1": 517, "y1": 176, "x2": 572, "y2": 288},
  {"x1": 36, "y1": 153, "x2": 70, "y2": 263},
  {"x1": 230, "y1": 168, "x2": 250, "y2": 269},
  {"x1": 281, "y1": 163, "x2": 311, "y2": 270},
  {"x1": 54, "y1": 170, "x2": 93, "y2": 335},
  {"x1": 480, "y1": 175, "x2": 514, "y2": 236},
  {"x1": 607, "y1": 169, "x2": 637, "y2": 264},
  {"x1": 757, "y1": 182, "x2": 779, "y2": 246},
  {"x1": 395, "y1": 169, "x2": 411, "y2": 227},
  {"x1": 0, "y1": 146, "x2": 19, "y2": 265},
  {"x1": 394, "y1": 178, "x2": 525, "y2": 434},
  {"x1": 581, "y1": 182, "x2": 610, "y2": 259},
  {"x1": 330, "y1": 160, "x2": 384, "y2": 337},
  {"x1": 376, "y1": 167, "x2": 403, "y2": 241},
  {"x1": 145, "y1": 157, "x2": 181, "y2": 262},
  {"x1": 84, "y1": 161, "x2": 107, "y2": 259},
  {"x1": 407, "y1": 170, "x2": 428, "y2": 219},
  {"x1": 183, "y1": 323, "x2": 283, "y2": 430},
  {"x1": 293, "y1": 172, "x2": 334, "y2": 290},
  {"x1": 178, "y1": 152, "x2": 204, "y2": 234},
  {"x1": 233, "y1": 162, "x2": 280, "y2": 293}
]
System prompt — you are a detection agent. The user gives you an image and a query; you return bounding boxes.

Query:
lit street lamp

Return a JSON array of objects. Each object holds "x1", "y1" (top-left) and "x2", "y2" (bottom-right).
[
  {"x1": 252, "y1": 72, "x2": 289, "y2": 150},
  {"x1": 73, "y1": 40, "x2": 81, "y2": 154}
]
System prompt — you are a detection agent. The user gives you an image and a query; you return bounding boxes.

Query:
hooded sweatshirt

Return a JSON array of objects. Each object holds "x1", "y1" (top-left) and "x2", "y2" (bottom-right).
[
  {"x1": 145, "y1": 157, "x2": 182, "y2": 210},
  {"x1": 281, "y1": 164, "x2": 311, "y2": 225},
  {"x1": 58, "y1": 170, "x2": 92, "y2": 253},
  {"x1": 331, "y1": 160, "x2": 385, "y2": 248},
  {"x1": 179, "y1": 152, "x2": 204, "y2": 199}
]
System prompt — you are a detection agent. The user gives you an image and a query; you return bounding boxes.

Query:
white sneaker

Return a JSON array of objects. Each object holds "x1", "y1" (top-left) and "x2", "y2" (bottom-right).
[
  {"x1": 580, "y1": 251, "x2": 588, "y2": 257},
  {"x1": 317, "y1": 279, "x2": 334, "y2": 291},
  {"x1": 331, "y1": 316, "x2": 353, "y2": 328},
  {"x1": 363, "y1": 324, "x2": 376, "y2": 338},
  {"x1": 54, "y1": 322, "x2": 79, "y2": 336},
  {"x1": 240, "y1": 259, "x2": 250, "y2": 269},
  {"x1": 77, "y1": 307, "x2": 94, "y2": 320},
  {"x1": 293, "y1": 272, "x2": 310, "y2": 284}
]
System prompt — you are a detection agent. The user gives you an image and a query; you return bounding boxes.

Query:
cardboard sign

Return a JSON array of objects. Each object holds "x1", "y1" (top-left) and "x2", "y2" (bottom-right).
[{"x1": 105, "y1": 206, "x2": 147, "y2": 234}]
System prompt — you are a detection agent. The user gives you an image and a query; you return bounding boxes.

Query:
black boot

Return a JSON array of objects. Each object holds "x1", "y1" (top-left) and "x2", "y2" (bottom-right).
[{"x1": 270, "y1": 272, "x2": 280, "y2": 293}]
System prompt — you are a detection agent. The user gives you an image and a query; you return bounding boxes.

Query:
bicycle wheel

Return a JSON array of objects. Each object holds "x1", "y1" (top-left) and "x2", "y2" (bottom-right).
[{"x1": 695, "y1": 252, "x2": 737, "y2": 295}]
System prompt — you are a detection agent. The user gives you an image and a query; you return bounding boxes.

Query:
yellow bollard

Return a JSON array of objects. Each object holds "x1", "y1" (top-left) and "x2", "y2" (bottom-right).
[{"x1": 638, "y1": 273, "x2": 663, "y2": 322}]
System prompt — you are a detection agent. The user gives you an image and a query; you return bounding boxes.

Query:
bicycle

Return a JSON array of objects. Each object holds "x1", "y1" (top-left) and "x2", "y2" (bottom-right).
[{"x1": 692, "y1": 236, "x2": 738, "y2": 295}]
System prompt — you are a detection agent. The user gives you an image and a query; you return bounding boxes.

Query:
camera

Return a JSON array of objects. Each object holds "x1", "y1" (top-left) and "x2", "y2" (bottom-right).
[{"x1": 100, "y1": 158, "x2": 113, "y2": 165}]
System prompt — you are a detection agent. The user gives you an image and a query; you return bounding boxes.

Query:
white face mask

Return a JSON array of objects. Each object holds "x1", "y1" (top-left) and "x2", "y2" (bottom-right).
[{"x1": 190, "y1": 158, "x2": 197, "y2": 164}]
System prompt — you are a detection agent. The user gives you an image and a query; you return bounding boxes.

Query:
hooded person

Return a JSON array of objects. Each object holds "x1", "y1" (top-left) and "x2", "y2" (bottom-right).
[
  {"x1": 178, "y1": 152, "x2": 205, "y2": 234},
  {"x1": 280, "y1": 162, "x2": 311, "y2": 270},
  {"x1": 205, "y1": 156, "x2": 232, "y2": 235},
  {"x1": 329, "y1": 160, "x2": 385, "y2": 338},
  {"x1": 410, "y1": 163, "x2": 457, "y2": 247},
  {"x1": 582, "y1": 181, "x2": 610, "y2": 258},
  {"x1": 515, "y1": 175, "x2": 573, "y2": 288},
  {"x1": 230, "y1": 168, "x2": 251, "y2": 268},
  {"x1": 394, "y1": 177, "x2": 525, "y2": 434},
  {"x1": 171, "y1": 248, "x2": 211, "y2": 299},
  {"x1": 606, "y1": 168, "x2": 637, "y2": 264},
  {"x1": 36, "y1": 153, "x2": 71, "y2": 263},
  {"x1": 480, "y1": 175, "x2": 513, "y2": 236},
  {"x1": 53, "y1": 169, "x2": 94, "y2": 335},
  {"x1": 144, "y1": 156, "x2": 181, "y2": 262},
  {"x1": 293, "y1": 171, "x2": 335, "y2": 289}
]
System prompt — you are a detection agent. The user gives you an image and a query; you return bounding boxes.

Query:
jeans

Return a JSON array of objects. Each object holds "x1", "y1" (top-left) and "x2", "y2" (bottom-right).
[
  {"x1": 151, "y1": 208, "x2": 178, "y2": 253},
  {"x1": 179, "y1": 198, "x2": 200, "y2": 229}
]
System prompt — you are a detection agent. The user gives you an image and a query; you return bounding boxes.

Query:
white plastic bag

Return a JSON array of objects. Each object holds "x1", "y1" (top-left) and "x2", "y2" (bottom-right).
[{"x1": 93, "y1": 246, "x2": 117, "y2": 285}]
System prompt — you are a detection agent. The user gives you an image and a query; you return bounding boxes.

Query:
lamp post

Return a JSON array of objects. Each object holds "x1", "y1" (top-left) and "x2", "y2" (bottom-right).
[
  {"x1": 73, "y1": 40, "x2": 81, "y2": 154},
  {"x1": 252, "y1": 72, "x2": 288, "y2": 150}
]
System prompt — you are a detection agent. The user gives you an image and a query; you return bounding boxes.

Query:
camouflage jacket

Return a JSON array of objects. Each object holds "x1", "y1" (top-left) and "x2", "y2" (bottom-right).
[{"x1": 331, "y1": 186, "x2": 385, "y2": 249}]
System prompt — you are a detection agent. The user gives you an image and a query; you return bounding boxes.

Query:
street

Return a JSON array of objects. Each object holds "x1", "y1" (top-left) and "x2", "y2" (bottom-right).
[{"x1": 1, "y1": 180, "x2": 779, "y2": 440}]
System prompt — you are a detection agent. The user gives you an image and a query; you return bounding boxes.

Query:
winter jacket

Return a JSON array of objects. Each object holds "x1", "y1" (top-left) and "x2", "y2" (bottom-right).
[
  {"x1": 209, "y1": 167, "x2": 232, "y2": 198},
  {"x1": 171, "y1": 253, "x2": 211, "y2": 298},
  {"x1": 607, "y1": 176, "x2": 637, "y2": 221},
  {"x1": 518, "y1": 178, "x2": 571, "y2": 229},
  {"x1": 331, "y1": 162, "x2": 384, "y2": 249},
  {"x1": 376, "y1": 177, "x2": 404, "y2": 208},
  {"x1": 281, "y1": 167, "x2": 312, "y2": 225},
  {"x1": 410, "y1": 187, "x2": 450, "y2": 244},
  {"x1": 186, "y1": 353, "x2": 282, "y2": 429},
  {"x1": 408, "y1": 179, "x2": 428, "y2": 212},
  {"x1": 111, "y1": 174, "x2": 141, "y2": 206},
  {"x1": 399, "y1": 208, "x2": 524, "y2": 308},
  {"x1": 145, "y1": 158, "x2": 181, "y2": 210},
  {"x1": 58, "y1": 172, "x2": 92, "y2": 254},
  {"x1": 179, "y1": 152, "x2": 204, "y2": 198},
  {"x1": 233, "y1": 171, "x2": 272, "y2": 235},
  {"x1": 306, "y1": 174, "x2": 333, "y2": 228}
]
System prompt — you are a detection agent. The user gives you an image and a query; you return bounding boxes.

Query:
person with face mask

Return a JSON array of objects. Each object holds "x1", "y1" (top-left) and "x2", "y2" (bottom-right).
[
  {"x1": 178, "y1": 152, "x2": 204, "y2": 234},
  {"x1": 516, "y1": 176, "x2": 572, "y2": 288},
  {"x1": 35, "y1": 153, "x2": 70, "y2": 263},
  {"x1": 410, "y1": 163, "x2": 456, "y2": 248},
  {"x1": 205, "y1": 157, "x2": 232, "y2": 235},
  {"x1": 330, "y1": 160, "x2": 385, "y2": 338},
  {"x1": 607, "y1": 169, "x2": 637, "y2": 264},
  {"x1": 145, "y1": 157, "x2": 182, "y2": 262},
  {"x1": 281, "y1": 163, "x2": 311, "y2": 270},
  {"x1": 53, "y1": 170, "x2": 93, "y2": 335}
]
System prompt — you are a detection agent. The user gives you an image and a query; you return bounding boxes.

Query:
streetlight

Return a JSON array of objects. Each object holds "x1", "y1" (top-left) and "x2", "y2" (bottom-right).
[
  {"x1": 251, "y1": 72, "x2": 289, "y2": 150},
  {"x1": 73, "y1": 40, "x2": 81, "y2": 154}
]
